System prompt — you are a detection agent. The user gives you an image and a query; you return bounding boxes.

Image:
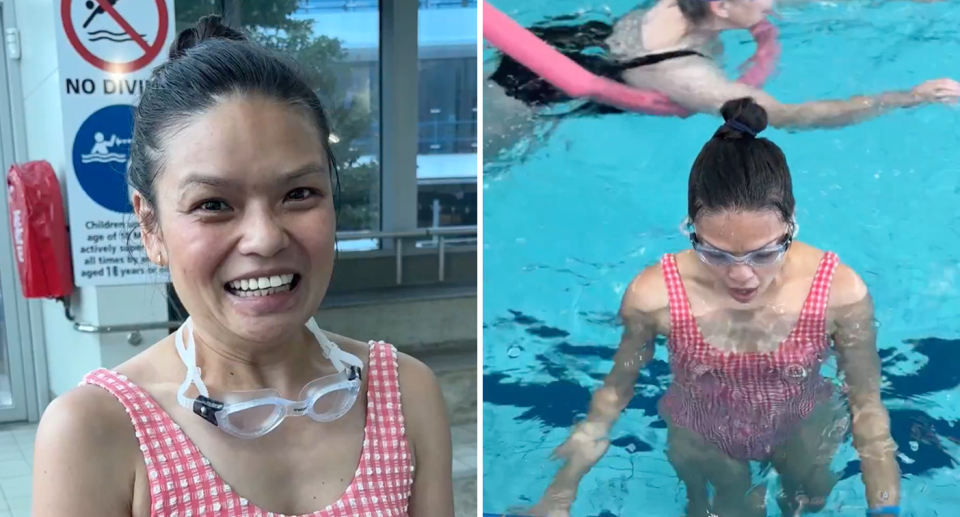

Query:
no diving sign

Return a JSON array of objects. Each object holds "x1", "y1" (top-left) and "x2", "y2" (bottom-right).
[
  {"x1": 61, "y1": 0, "x2": 170, "y2": 74},
  {"x1": 55, "y1": 0, "x2": 175, "y2": 287}
]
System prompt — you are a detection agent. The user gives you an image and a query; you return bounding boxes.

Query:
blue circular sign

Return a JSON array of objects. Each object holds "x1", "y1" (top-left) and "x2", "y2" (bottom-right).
[{"x1": 72, "y1": 104, "x2": 135, "y2": 214}]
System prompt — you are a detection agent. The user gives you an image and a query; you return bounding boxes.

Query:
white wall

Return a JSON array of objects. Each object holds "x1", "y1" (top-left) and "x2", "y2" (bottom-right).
[{"x1": 13, "y1": 0, "x2": 168, "y2": 398}]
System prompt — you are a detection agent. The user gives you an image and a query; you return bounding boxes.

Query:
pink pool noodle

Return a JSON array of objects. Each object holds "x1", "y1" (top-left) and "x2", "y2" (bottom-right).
[{"x1": 483, "y1": 1, "x2": 781, "y2": 117}]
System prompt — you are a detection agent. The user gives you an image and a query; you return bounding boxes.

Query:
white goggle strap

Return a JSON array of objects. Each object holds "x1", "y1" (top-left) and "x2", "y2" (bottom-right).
[
  {"x1": 679, "y1": 216, "x2": 693, "y2": 237},
  {"x1": 175, "y1": 317, "x2": 210, "y2": 410},
  {"x1": 306, "y1": 318, "x2": 364, "y2": 374}
]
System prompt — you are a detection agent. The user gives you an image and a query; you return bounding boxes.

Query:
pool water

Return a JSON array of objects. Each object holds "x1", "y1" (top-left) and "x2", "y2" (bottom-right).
[{"x1": 481, "y1": 1, "x2": 960, "y2": 515}]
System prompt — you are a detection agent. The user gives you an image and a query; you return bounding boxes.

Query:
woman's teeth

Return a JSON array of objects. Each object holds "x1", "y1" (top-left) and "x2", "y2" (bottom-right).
[{"x1": 227, "y1": 274, "x2": 296, "y2": 297}]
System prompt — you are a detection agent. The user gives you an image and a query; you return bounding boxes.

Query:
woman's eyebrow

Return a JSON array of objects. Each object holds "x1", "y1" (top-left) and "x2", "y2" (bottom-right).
[
  {"x1": 278, "y1": 163, "x2": 328, "y2": 183},
  {"x1": 177, "y1": 163, "x2": 328, "y2": 192}
]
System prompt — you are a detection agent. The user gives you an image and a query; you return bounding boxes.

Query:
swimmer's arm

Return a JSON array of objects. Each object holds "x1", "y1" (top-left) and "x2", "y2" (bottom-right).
[
  {"x1": 538, "y1": 266, "x2": 664, "y2": 508},
  {"x1": 830, "y1": 265, "x2": 901, "y2": 512},
  {"x1": 398, "y1": 353, "x2": 456, "y2": 517},
  {"x1": 631, "y1": 60, "x2": 923, "y2": 129},
  {"x1": 33, "y1": 386, "x2": 140, "y2": 517},
  {"x1": 583, "y1": 266, "x2": 662, "y2": 434}
]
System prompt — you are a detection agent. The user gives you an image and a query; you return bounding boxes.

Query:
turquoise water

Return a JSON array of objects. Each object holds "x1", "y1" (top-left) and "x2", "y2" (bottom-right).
[{"x1": 482, "y1": 1, "x2": 960, "y2": 515}]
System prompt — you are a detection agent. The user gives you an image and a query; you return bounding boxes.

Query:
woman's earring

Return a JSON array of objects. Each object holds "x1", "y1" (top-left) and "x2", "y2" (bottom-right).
[{"x1": 157, "y1": 251, "x2": 166, "y2": 268}]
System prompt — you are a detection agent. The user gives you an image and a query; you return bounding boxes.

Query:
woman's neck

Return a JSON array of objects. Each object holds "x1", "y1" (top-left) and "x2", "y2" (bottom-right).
[{"x1": 189, "y1": 323, "x2": 329, "y2": 398}]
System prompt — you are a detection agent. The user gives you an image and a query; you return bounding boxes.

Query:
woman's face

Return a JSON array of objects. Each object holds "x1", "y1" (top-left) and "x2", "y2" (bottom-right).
[
  {"x1": 135, "y1": 95, "x2": 336, "y2": 345},
  {"x1": 712, "y1": 0, "x2": 773, "y2": 29},
  {"x1": 692, "y1": 210, "x2": 791, "y2": 304}
]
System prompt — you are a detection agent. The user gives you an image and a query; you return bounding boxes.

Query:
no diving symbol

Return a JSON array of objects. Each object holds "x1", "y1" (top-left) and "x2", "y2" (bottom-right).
[{"x1": 61, "y1": 0, "x2": 169, "y2": 74}]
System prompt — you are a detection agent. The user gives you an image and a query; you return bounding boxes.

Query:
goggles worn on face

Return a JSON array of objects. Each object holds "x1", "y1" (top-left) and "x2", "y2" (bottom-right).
[
  {"x1": 681, "y1": 217, "x2": 796, "y2": 268},
  {"x1": 174, "y1": 317, "x2": 364, "y2": 439},
  {"x1": 691, "y1": 232, "x2": 792, "y2": 268}
]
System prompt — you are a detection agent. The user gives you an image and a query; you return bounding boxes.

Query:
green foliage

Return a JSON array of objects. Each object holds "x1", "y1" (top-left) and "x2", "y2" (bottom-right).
[{"x1": 177, "y1": 0, "x2": 380, "y2": 231}]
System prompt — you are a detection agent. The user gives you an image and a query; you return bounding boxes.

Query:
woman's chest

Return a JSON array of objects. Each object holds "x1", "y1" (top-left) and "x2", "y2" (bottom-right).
[
  {"x1": 687, "y1": 305, "x2": 805, "y2": 353},
  {"x1": 133, "y1": 396, "x2": 374, "y2": 517}
]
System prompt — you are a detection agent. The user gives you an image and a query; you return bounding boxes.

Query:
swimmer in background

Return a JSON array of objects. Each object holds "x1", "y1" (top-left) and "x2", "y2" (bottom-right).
[
  {"x1": 483, "y1": 0, "x2": 960, "y2": 157},
  {"x1": 523, "y1": 98, "x2": 900, "y2": 517}
]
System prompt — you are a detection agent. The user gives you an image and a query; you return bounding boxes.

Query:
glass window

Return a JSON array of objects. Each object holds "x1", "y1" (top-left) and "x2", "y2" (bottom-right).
[
  {"x1": 175, "y1": 0, "x2": 223, "y2": 34},
  {"x1": 417, "y1": 1, "x2": 477, "y2": 234},
  {"x1": 232, "y1": 0, "x2": 382, "y2": 235}
]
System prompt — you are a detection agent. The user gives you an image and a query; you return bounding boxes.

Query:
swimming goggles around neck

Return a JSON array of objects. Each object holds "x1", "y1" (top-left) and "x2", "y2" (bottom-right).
[
  {"x1": 174, "y1": 317, "x2": 364, "y2": 439},
  {"x1": 681, "y1": 217, "x2": 796, "y2": 268}
]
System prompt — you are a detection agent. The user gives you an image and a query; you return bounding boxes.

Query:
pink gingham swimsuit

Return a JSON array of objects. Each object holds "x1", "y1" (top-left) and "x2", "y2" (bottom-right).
[
  {"x1": 81, "y1": 342, "x2": 413, "y2": 517},
  {"x1": 658, "y1": 252, "x2": 838, "y2": 461}
]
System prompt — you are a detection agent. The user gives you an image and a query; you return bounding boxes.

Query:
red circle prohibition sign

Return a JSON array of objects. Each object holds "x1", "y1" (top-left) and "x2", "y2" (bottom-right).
[{"x1": 62, "y1": 0, "x2": 169, "y2": 74}]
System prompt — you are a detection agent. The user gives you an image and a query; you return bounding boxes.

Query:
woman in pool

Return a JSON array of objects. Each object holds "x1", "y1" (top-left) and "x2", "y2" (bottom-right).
[
  {"x1": 525, "y1": 98, "x2": 899, "y2": 517},
  {"x1": 484, "y1": 0, "x2": 960, "y2": 156},
  {"x1": 32, "y1": 16, "x2": 454, "y2": 517}
]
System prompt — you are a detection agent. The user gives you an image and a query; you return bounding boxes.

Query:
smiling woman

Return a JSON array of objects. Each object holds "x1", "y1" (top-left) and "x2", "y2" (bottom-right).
[{"x1": 31, "y1": 15, "x2": 453, "y2": 517}]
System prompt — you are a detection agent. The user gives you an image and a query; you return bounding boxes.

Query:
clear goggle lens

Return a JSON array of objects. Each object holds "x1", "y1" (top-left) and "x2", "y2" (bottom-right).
[
  {"x1": 689, "y1": 226, "x2": 793, "y2": 269},
  {"x1": 207, "y1": 369, "x2": 361, "y2": 438},
  {"x1": 695, "y1": 245, "x2": 787, "y2": 268}
]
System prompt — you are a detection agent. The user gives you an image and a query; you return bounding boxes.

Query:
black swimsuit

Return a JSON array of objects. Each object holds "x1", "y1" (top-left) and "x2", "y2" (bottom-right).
[{"x1": 488, "y1": 16, "x2": 705, "y2": 116}]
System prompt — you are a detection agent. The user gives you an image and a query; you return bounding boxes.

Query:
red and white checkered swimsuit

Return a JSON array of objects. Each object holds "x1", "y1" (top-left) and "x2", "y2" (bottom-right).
[
  {"x1": 658, "y1": 252, "x2": 838, "y2": 461},
  {"x1": 81, "y1": 342, "x2": 413, "y2": 517}
]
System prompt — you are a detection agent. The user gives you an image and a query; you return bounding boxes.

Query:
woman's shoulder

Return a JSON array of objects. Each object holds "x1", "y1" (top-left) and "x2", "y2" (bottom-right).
[
  {"x1": 793, "y1": 242, "x2": 867, "y2": 309},
  {"x1": 827, "y1": 260, "x2": 868, "y2": 309},
  {"x1": 34, "y1": 383, "x2": 142, "y2": 508},
  {"x1": 623, "y1": 258, "x2": 671, "y2": 315},
  {"x1": 37, "y1": 383, "x2": 139, "y2": 454}
]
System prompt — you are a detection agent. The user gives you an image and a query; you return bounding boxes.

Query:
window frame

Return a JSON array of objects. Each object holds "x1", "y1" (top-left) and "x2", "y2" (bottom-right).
[{"x1": 223, "y1": 0, "x2": 476, "y2": 255}]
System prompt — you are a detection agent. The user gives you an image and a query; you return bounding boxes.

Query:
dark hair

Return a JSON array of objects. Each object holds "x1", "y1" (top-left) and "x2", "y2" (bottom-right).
[
  {"x1": 687, "y1": 97, "x2": 794, "y2": 223},
  {"x1": 128, "y1": 15, "x2": 340, "y2": 232},
  {"x1": 676, "y1": 0, "x2": 711, "y2": 23}
]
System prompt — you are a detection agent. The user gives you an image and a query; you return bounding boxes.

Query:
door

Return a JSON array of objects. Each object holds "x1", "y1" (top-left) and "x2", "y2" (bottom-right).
[{"x1": 0, "y1": 6, "x2": 31, "y2": 423}]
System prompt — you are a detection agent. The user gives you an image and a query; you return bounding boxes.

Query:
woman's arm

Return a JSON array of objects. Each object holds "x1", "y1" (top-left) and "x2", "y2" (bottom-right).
[
  {"x1": 33, "y1": 386, "x2": 142, "y2": 517},
  {"x1": 829, "y1": 265, "x2": 901, "y2": 515},
  {"x1": 624, "y1": 59, "x2": 960, "y2": 129},
  {"x1": 529, "y1": 265, "x2": 666, "y2": 515},
  {"x1": 398, "y1": 353, "x2": 456, "y2": 517}
]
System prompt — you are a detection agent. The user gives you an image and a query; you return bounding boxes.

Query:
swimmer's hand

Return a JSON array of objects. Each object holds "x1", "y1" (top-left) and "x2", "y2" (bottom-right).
[
  {"x1": 514, "y1": 422, "x2": 612, "y2": 517},
  {"x1": 912, "y1": 79, "x2": 960, "y2": 105}
]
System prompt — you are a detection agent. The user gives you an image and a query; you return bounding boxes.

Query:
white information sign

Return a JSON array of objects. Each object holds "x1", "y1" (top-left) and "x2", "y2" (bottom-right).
[{"x1": 54, "y1": 0, "x2": 175, "y2": 286}]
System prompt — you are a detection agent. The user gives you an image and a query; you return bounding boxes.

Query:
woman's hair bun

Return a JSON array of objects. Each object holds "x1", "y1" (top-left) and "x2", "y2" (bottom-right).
[
  {"x1": 169, "y1": 15, "x2": 247, "y2": 60},
  {"x1": 715, "y1": 97, "x2": 768, "y2": 140}
]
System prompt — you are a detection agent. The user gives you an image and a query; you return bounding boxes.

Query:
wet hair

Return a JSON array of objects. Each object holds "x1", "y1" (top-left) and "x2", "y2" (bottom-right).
[
  {"x1": 677, "y1": 0, "x2": 712, "y2": 23},
  {"x1": 128, "y1": 15, "x2": 340, "y2": 232},
  {"x1": 687, "y1": 97, "x2": 794, "y2": 223}
]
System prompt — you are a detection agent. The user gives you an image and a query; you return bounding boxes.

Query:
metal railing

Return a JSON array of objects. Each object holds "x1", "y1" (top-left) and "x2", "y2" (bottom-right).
[
  {"x1": 67, "y1": 226, "x2": 476, "y2": 342},
  {"x1": 297, "y1": 0, "x2": 476, "y2": 13},
  {"x1": 353, "y1": 119, "x2": 478, "y2": 156},
  {"x1": 419, "y1": 119, "x2": 477, "y2": 154}
]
